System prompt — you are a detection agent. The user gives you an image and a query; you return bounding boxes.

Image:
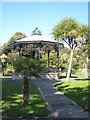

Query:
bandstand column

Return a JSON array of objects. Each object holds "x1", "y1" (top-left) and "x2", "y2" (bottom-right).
[
  {"x1": 55, "y1": 45, "x2": 57, "y2": 72},
  {"x1": 38, "y1": 42, "x2": 41, "y2": 63},
  {"x1": 57, "y1": 44, "x2": 60, "y2": 78},
  {"x1": 19, "y1": 43, "x2": 23, "y2": 55},
  {"x1": 48, "y1": 50, "x2": 50, "y2": 72},
  {"x1": 57, "y1": 44, "x2": 59, "y2": 68}
]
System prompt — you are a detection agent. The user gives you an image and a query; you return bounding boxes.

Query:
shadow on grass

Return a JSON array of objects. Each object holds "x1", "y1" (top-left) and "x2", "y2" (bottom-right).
[
  {"x1": 52, "y1": 82, "x2": 64, "y2": 87},
  {"x1": 74, "y1": 78, "x2": 90, "y2": 81},
  {"x1": 63, "y1": 87, "x2": 88, "y2": 111},
  {"x1": 1, "y1": 81, "x2": 50, "y2": 117},
  {"x1": 59, "y1": 75, "x2": 78, "y2": 79}
]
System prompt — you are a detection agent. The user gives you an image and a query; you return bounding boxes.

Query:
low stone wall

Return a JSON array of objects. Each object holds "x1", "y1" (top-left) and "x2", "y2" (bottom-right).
[
  {"x1": 12, "y1": 73, "x2": 22, "y2": 80},
  {"x1": 12, "y1": 72, "x2": 59, "y2": 80},
  {"x1": 39, "y1": 73, "x2": 59, "y2": 80}
]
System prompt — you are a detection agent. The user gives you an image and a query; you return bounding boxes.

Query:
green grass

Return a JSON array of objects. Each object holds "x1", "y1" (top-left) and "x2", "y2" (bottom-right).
[
  {"x1": 53, "y1": 79, "x2": 89, "y2": 112},
  {"x1": 59, "y1": 72, "x2": 85, "y2": 79},
  {"x1": 1, "y1": 81, "x2": 50, "y2": 117}
]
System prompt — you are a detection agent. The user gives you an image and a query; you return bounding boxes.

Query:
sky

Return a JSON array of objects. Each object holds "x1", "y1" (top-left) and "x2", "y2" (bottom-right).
[{"x1": 1, "y1": 2, "x2": 88, "y2": 45}]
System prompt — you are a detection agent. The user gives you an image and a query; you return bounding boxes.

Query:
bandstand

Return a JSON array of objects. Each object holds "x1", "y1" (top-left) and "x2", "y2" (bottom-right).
[{"x1": 10, "y1": 27, "x2": 63, "y2": 80}]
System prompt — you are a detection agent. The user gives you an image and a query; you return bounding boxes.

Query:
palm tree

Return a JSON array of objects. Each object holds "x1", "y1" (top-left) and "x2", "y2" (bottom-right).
[
  {"x1": 13, "y1": 56, "x2": 41, "y2": 106},
  {"x1": 52, "y1": 17, "x2": 88, "y2": 81}
]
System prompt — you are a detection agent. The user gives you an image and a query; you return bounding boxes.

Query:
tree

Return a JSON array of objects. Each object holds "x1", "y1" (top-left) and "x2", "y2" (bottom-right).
[
  {"x1": 52, "y1": 17, "x2": 88, "y2": 81},
  {"x1": 87, "y1": 37, "x2": 90, "y2": 75},
  {"x1": 2, "y1": 32, "x2": 26, "y2": 55},
  {"x1": 1, "y1": 43, "x2": 11, "y2": 55},
  {"x1": 8, "y1": 32, "x2": 26, "y2": 43},
  {"x1": 13, "y1": 56, "x2": 41, "y2": 106}
]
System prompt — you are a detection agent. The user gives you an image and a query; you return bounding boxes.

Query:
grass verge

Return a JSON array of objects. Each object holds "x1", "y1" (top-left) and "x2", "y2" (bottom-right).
[
  {"x1": 1, "y1": 81, "x2": 50, "y2": 117},
  {"x1": 59, "y1": 72, "x2": 85, "y2": 79},
  {"x1": 53, "y1": 79, "x2": 89, "y2": 112}
]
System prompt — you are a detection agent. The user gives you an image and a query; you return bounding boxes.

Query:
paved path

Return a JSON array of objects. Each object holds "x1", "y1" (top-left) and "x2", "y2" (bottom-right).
[{"x1": 31, "y1": 79, "x2": 88, "y2": 118}]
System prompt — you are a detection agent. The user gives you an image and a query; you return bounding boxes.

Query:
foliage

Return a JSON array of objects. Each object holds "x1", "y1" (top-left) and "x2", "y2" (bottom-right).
[
  {"x1": 12, "y1": 52, "x2": 42, "y2": 106},
  {"x1": 53, "y1": 79, "x2": 89, "y2": 111},
  {"x1": 40, "y1": 52, "x2": 48, "y2": 72},
  {"x1": 22, "y1": 44, "x2": 38, "y2": 57},
  {"x1": 0, "y1": 54, "x2": 7, "y2": 61},
  {"x1": 52, "y1": 17, "x2": 88, "y2": 51},
  {"x1": 52, "y1": 17, "x2": 81, "y2": 49},
  {"x1": 40, "y1": 46, "x2": 63, "y2": 72},
  {"x1": 2, "y1": 32, "x2": 26, "y2": 55},
  {"x1": 7, "y1": 52, "x2": 19, "y2": 65},
  {"x1": 87, "y1": 39, "x2": 90, "y2": 58},
  {"x1": 1, "y1": 81, "x2": 50, "y2": 117},
  {"x1": 0, "y1": 54, "x2": 7, "y2": 76},
  {"x1": 81, "y1": 24, "x2": 88, "y2": 40},
  {"x1": 0, "y1": 52, "x2": 19, "y2": 76},
  {"x1": 52, "y1": 17, "x2": 88, "y2": 80},
  {"x1": 49, "y1": 50, "x2": 57, "y2": 69},
  {"x1": 59, "y1": 47, "x2": 70, "y2": 71},
  {"x1": 13, "y1": 56, "x2": 41, "y2": 77},
  {"x1": 4, "y1": 64, "x2": 15, "y2": 75},
  {"x1": 1, "y1": 43, "x2": 11, "y2": 55},
  {"x1": 88, "y1": 61, "x2": 90, "y2": 74},
  {"x1": 8, "y1": 32, "x2": 26, "y2": 43},
  {"x1": 75, "y1": 44, "x2": 87, "y2": 67}
]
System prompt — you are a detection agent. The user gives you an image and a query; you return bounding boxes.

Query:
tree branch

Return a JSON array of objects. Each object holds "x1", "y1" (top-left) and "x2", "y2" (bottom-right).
[
  {"x1": 63, "y1": 38, "x2": 71, "y2": 49},
  {"x1": 74, "y1": 42, "x2": 81, "y2": 50}
]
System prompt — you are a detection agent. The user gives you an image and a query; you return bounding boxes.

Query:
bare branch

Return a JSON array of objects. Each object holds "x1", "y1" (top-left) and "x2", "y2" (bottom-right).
[
  {"x1": 63, "y1": 39, "x2": 71, "y2": 48},
  {"x1": 74, "y1": 44, "x2": 77, "y2": 50},
  {"x1": 74, "y1": 42, "x2": 81, "y2": 50}
]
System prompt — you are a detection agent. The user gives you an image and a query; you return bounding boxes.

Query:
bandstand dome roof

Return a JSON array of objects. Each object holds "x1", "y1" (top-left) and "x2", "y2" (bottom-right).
[
  {"x1": 32, "y1": 27, "x2": 42, "y2": 35},
  {"x1": 15, "y1": 27, "x2": 60, "y2": 45}
]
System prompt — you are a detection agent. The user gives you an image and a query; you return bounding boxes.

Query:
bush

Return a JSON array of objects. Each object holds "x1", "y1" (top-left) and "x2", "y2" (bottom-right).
[
  {"x1": 5, "y1": 64, "x2": 15, "y2": 76},
  {"x1": 88, "y1": 61, "x2": 90, "y2": 74},
  {"x1": 5, "y1": 68, "x2": 13, "y2": 75}
]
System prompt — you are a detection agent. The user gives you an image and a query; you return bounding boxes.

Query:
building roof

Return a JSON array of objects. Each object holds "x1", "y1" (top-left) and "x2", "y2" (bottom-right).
[
  {"x1": 16, "y1": 27, "x2": 59, "y2": 45},
  {"x1": 17, "y1": 34, "x2": 59, "y2": 45}
]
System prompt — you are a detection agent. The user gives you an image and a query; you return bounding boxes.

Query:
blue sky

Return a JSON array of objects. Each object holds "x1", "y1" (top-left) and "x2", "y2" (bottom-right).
[{"x1": 1, "y1": 2, "x2": 88, "y2": 45}]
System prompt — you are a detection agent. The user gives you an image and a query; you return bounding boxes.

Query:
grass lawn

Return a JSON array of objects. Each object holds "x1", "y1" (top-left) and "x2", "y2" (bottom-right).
[
  {"x1": 53, "y1": 79, "x2": 89, "y2": 112},
  {"x1": 1, "y1": 81, "x2": 50, "y2": 117},
  {"x1": 59, "y1": 72, "x2": 85, "y2": 79}
]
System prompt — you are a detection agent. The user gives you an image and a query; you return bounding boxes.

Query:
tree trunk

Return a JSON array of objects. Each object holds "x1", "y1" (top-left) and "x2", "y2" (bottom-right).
[
  {"x1": 66, "y1": 49, "x2": 74, "y2": 81},
  {"x1": 22, "y1": 76, "x2": 29, "y2": 106}
]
